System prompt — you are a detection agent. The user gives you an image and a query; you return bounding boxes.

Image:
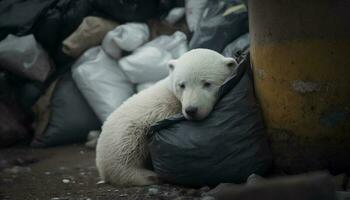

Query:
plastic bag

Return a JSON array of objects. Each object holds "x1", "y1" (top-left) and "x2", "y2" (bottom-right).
[
  {"x1": 102, "y1": 23, "x2": 150, "y2": 59},
  {"x1": 185, "y1": 0, "x2": 208, "y2": 32},
  {"x1": 62, "y1": 16, "x2": 118, "y2": 58},
  {"x1": 35, "y1": 0, "x2": 93, "y2": 55},
  {"x1": 189, "y1": 0, "x2": 248, "y2": 52},
  {"x1": 165, "y1": 7, "x2": 186, "y2": 24},
  {"x1": 31, "y1": 72, "x2": 101, "y2": 147},
  {"x1": 0, "y1": 34, "x2": 53, "y2": 82},
  {"x1": 222, "y1": 33, "x2": 249, "y2": 58},
  {"x1": 119, "y1": 31, "x2": 188, "y2": 84},
  {"x1": 149, "y1": 56, "x2": 272, "y2": 186},
  {"x1": 0, "y1": 0, "x2": 57, "y2": 40},
  {"x1": 72, "y1": 47, "x2": 134, "y2": 121}
]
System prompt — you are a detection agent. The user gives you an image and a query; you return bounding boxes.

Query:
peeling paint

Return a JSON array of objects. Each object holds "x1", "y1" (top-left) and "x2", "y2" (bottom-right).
[{"x1": 292, "y1": 80, "x2": 321, "y2": 94}]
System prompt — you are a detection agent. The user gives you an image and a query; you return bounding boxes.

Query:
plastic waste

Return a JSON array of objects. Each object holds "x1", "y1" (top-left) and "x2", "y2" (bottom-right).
[
  {"x1": 0, "y1": 34, "x2": 53, "y2": 82},
  {"x1": 72, "y1": 47, "x2": 134, "y2": 121},
  {"x1": 119, "y1": 31, "x2": 188, "y2": 84},
  {"x1": 102, "y1": 23, "x2": 150, "y2": 59}
]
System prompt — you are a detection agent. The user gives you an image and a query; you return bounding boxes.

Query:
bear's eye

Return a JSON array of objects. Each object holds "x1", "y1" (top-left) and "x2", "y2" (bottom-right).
[
  {"x1": 203, "y1": 81, "x2": 211, "y2": 88},
  {"x1": 179, "y1": 83, "x2": 185, "y2": 89}
]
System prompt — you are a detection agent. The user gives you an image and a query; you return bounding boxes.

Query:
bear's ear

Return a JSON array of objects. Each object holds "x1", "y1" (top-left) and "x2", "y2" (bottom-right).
[
  {"x1": 167, "y1": 59, "x2": 177, "y2": 72},
  {"x1": 223, "y1": 57, "x2": 238, "y2": 69}
]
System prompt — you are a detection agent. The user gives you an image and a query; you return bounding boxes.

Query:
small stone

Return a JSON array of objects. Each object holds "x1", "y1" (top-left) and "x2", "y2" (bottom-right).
[
  {"x1": 51, "y1": 197, "x2": 60, "y2": 200},
  {"x1": 59, "y1": 166, "x2": 67, "y2": 170},
  {"x1": 119, "y1": 194, "x2": 128, "y2": 197},
  {"x1": 96, "y1": 180, "x2": 105, "y2": 185},
  {"x1": 62, "y1": 179, "x2": 70, "y2": 184},
  {"x1": 246, "y1": 174, "x2": 264, "y2": 185},
  {"x1": 45, "y1": 171, "x2": 51, "y2": 175},
  {"x1": 148, "y1": 187, "x2": 159, "y2": 196},
  {"x1": 114, "y1": 189, "x2": 119, "y2": 192},
  {"x1": 80, "y1": 151, "x2": 85, "y2": 154}
]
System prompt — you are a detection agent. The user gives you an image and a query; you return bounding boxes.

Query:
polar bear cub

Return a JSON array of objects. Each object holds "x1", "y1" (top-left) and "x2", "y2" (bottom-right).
[{"x1": 95, "y1": 49, "x2": 237, "y2": 186}]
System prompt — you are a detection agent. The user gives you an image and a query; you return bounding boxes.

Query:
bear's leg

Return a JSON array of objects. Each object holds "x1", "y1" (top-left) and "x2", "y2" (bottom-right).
[{"x1": 129, "y1": 168, "x2": 161, "y2": 186}]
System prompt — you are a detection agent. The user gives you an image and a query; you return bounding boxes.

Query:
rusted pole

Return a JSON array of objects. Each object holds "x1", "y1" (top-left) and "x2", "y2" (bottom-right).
[{"x1": 249, "y1": 0, "x2": 350, "y2": 173}]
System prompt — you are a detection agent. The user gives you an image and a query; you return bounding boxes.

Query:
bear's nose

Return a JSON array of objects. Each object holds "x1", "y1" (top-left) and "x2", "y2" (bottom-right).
[{"x1": 185, "y1": 106, "x2": 198, "y2": 117}]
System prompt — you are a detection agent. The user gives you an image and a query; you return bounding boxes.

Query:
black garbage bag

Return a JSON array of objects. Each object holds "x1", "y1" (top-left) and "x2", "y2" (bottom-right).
[
  {"x1": 149, "y1": 55, "x2": 272, "y2": 187},
  {"x1": 0, "y1": 0, "x2": 94, "y2": 60},
  {"x1": 222, "y1": 33, "x2": 249, "y2": 58},
  {"x1": 34, "y1": 0, "x2": 93, "y2": 59},
  {"x1": 31, "y1": 72, "x2": 101, "y2": 147},
  {"x1": 91, "y1": 0, "x2": 158, "y2": 22},
  {"x1": 0, "y1": 0, "x2": 57, "y2": 41},
  {"x1": 189, "y1": 0, "x2": 248, "y2": 52}
]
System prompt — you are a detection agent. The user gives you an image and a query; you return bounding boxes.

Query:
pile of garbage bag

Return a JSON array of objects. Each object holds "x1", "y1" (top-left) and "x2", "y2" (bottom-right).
[
  {"x1": 0, "y1": 0, "x2": 250, "y2": 151},
  {"x1": 0, "y1": 0, "x2": 274, "y2": 187}
]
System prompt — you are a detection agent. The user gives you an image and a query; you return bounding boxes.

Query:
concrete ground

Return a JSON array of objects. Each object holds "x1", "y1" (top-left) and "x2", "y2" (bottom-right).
[{"x1": 0, "y1": 144, "x2": 209, "y2": 200}]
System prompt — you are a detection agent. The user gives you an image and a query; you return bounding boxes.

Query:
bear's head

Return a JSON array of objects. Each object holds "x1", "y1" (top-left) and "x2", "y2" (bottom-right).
[{"x1": 168, "y1": 48, "x2": 237, "y2": 120}]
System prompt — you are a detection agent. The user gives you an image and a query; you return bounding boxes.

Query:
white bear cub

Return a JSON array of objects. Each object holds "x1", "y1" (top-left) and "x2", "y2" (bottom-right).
[{"x1": 96, "y1": 49, "x2": 237, "y2": 186}]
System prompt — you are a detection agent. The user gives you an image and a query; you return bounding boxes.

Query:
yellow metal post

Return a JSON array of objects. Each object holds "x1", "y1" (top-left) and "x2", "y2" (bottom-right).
[{"x1": 249, "y1": 0, "x2": 350, "y2": 173}]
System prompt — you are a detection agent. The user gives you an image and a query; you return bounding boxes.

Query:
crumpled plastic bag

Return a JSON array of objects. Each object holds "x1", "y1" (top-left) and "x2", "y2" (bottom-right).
[
  {"x1": 31, "y1": 72, "x2": 101, "y2": 147},
  {"x1": 185, "y1": 0, "x2": 208, "y2": 32},
  {"x1": 62, "y1": 16, "x2": 118, "y2": 58},
  {"x1": 189, "y1": 0, "x2": 248, "y2": 52},
  {"x1": 119, "y1": 31, "x2": 188, "y2": 84},
  {"x1": 0, "y1": 34, "x2": 53, "y2": 82},
  {"x1": 102, "y1": 23, "x2": 150, "y2": 59},
  {"x1": 72, "y1": 47, "x2": 134, "y2": 121},
  {"x1": 165, "y1": 7, "x2": 185, "y2": 24},
  {"x1": 222, "y1": 33, "x2": 249, "y2": 58}
]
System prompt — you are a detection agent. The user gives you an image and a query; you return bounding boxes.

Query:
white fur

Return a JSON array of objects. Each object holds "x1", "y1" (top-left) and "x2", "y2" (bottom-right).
[
  {"x1": 169, "y1": 49, "x2": 237, "y2": 120},
  {"x1": 95, "y1": 49, "x2": 237, "y2": 186}
]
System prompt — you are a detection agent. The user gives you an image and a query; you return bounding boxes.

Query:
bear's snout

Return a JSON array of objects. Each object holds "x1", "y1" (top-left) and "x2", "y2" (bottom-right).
[{"x1": 185, "y1": 106, "x2": 198, "y2": 118}]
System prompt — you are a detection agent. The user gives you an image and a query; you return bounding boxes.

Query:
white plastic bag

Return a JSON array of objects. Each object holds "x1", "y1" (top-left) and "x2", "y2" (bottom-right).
[
  {"x1": 102, "y1": 23, "x2": 150, "y2": 59},
  {"x1": 185, "y1": 0, "x2": 208, "y2": 32},
  {"x1": 118, "y1": 31, "x2": 188, "y2": 84},
  {"x1": 72, "y1": 47, "x2": 134, "y2": 121},
  {"x1": 0, "y1": 34, "x2": 53, "y2": 82},
  {"x1": 165, "y1": 7, "x2": 185, "y2": 24}
]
